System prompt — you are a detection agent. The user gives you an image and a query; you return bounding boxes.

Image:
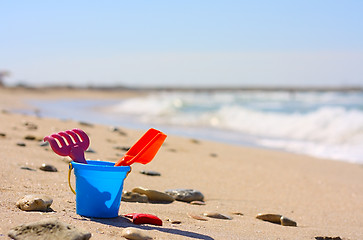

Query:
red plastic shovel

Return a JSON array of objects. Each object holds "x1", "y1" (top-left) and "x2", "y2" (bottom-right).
[{"x1": 114, "y1": 128, "x2": 167, "y2": 166}]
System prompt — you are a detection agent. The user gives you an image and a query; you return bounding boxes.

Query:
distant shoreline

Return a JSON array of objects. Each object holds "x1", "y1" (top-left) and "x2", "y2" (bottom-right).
[{"x1": 2, "y1": 84, "x2": 363, "y2": 93}]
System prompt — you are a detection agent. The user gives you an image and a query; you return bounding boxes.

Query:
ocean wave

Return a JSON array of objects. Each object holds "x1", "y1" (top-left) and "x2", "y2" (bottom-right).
[{"x1": 107, "y1": 91, "x2": 363, "y2": 163}]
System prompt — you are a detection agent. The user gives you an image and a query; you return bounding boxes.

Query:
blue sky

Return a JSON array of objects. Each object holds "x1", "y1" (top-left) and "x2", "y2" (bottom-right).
[{"x1": 1, "y1": 1, "x2": 363, "y2": 87}]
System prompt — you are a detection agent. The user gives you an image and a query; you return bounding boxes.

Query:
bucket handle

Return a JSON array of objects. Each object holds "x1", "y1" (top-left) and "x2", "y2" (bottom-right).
[
  {"x1": 68, "y1": 162, "x2": 132, "y2": 195},
  {"x1": 68, "y1": 163, "x2": 76, "y2": 195}
]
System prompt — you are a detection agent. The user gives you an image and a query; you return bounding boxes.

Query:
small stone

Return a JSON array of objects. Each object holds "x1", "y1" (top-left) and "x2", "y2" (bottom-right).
[
  {"x1": 188, "y1": 214, "x2": 208, "y2": 221},
  {"x1": 203, "y1": 212, "x2": 232, "y2": 220},
  {"x1": 122, "y1": 191, "x2": 148, "y2": 203},
  {"x1": 315, "y1": 237, "x2": 342, "y2": 240},
  {"x1": 39, "y1": 164, "x2": 58, "y2": 172},
  {"x1": 231, "y1": 212, "x2": 244, "y2": 216},
  {"x1": 132, "y1": 187, "x2": 174, "y2": 203},
  {"x1": 280, "y1": 216, "x2": 297, "y2": 227},
  {"x1": 23, "y1": 122, "x2": 38, "y2": 130},
  {"x1": 8, "y1": 218, "x2": 91, "y2": 240},
  {"x1": 24, "y1": 135, "x2": 36, "y2": 140},
  {"x1": 190, "y1": 201, "x2": 205, "y2": 205},
  {"x1": 114, "y1": 146, "x2": 131, "y2": 151},
  {"x1": 190, "y1": 139, "x2": 200, "y2": 144},
  {"x1": 256, "y1": 213, "x2": 282, "y2": 224},
  {"x1": 85, "y1": 148, "x2": 96, "y2": 153},
  {"x1": 167, "y1": 218, "x2": 182, "y2": 224},
  {"x1": 39, "y1": 141, "x2": 49, "y2": 147},
  {"x1": 16, "y1": 194, "x2": 53, "y2": 211},
  {"x1": 121, "y1": 227, "x2": 153, "y2": 240},
  {"x1": 140, "y1": 170, "x2": 161, "y2": 176},
  {"x1": 210, "y1": 153, "x2": 218, "y2": 157},
  {"x1": 16, "y1": 142, "x2": 26, "y2": 147},
  {"x1": 165, "y1": 189, "x2": 204, "y2": 202},
  {"x1": 110, "y1": 126, "x2": 127, "y2": 136},
  {"x1": 20, "y1": 166, "x2": 36, "y2": 171},
  {"x1": 79, "y1": 121, "x2": 93, "y2": 127},
  {"x1": 0, "y1": 132, "x2": 6, "y2": 137}
]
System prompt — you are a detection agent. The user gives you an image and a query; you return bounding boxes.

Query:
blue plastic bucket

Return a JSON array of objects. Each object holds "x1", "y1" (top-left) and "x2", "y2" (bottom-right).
[{"x1": 68, "y1": 160, "x2": 130, "y2": 218}]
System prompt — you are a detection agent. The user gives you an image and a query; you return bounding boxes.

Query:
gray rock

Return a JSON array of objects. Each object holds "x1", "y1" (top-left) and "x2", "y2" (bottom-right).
[
  {"x1": 121, "y1": 227, "x2": 153, "y2": 240},
  {"x1": 165, "y1": 189, "x2": 204, "y2": 202},
  {"x1": 16, "y1": 142, "x2": 26, "y2": 147},
  {"x1": 280, "y1": 216, "x2": 297, "y2": 227},
  {"x1": 132, "y1": 187, "x2": 174, "y2": 203},
  {"x1": 39, "y1": 164, "x2": 58, "y2": 172},
  {"x1": 140, "y1": 170, "x2": 161, "y2": 176},
  {"x1": 122, "y1": 191, "x2": 148, "y2": 203},
  {"x1": 39, "y1": 141, "x2": 49, "y2": 147},
  {"x1": 8, "y1": 218, "x2": 91, "y2": 240},
  {"x1": 203, "y1": 212, "x2": 232, "y2": 220},
  {"x1": 16, "y1": 195, "x2": 53, "y2": 211}
]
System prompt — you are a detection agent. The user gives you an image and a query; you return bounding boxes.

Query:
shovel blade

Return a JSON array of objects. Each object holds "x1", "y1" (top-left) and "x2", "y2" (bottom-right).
[{"x1": 115, "y1": 128, "x2": 167, "y2": 166}]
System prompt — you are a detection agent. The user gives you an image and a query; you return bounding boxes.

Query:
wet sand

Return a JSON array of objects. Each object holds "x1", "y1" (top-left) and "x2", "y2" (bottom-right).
[{"x1": 1, "y1": 87, "x2": 363, "y2": 239}]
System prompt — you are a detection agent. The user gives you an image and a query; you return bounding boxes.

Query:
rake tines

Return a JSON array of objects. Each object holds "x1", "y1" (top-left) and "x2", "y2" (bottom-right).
[{"x1": 44, "y1": 128, "x2": 90, "y2": 164}]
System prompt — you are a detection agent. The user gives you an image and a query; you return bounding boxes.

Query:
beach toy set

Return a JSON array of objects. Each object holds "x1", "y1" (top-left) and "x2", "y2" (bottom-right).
[{"x1": 44, "y1": 128, "x2": 166, "y2": 218}]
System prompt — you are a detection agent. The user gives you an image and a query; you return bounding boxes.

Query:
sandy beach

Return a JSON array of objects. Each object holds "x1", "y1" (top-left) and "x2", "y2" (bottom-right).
[{"x1": 1, "y1": 87, "x2": 362, "y2": 240}]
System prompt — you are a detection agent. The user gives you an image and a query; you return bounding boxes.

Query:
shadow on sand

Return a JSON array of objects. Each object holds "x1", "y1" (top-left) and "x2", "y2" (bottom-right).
[{"x1": 90, "y1": 216, "x2": 214, "y2": 240}]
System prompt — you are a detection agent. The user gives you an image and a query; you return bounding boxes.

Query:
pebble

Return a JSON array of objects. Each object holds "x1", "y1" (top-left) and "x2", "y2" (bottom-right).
[
  {"x1": 24, "y1": 135, "x2": 36, "y2": 141},
  {"x1": 231, "y1": 212, "x2": 244, "y2": 216},
  {"x1": 0, "y1": 132, "x2": 6, "y2": 137},
  {"x1": 188, "y1": 214, "x2": 208, "y2": 221},
  {"x1": 122, "y1": 191, "x2": 148, "y2": 203},
  {"x1": 114, "y1": 146, "x2": 131, "y2": 151},
  {"x1": 203, "y1": 212, "x2": 232, "y2": 220},
  {"x1": 79, "y1": 121, "x2": 94, "y2": 127},
  {"x1": 39, "y1": 164, "x2": 58, "y2": 172},
  {"x1": 165, "y1": 189, "x2": 204, "y2": 202},
  {"x1": 256, "y1": 213, "x2": 282, "y2": 224},
  {"x1": 20, "y1": 166, "x2": 36, "y2": 171},
  {"x1": 121, "y1": 227, "x2": 153, "y2": 240},
  {"x1": 140, "y1": 170, "x2": 161, "y2": 176},
  {"x1": 167, "y1": 219, "x2": 181, "y2": 224},
  {"x1": 8, "y1": 218, "x2": 91, "y2": 240},
  {"x1": 39, "y1": 141, "x2": 49, "y2": 147},
  {"x1": 16, "y1": 142, "x2": 26, "y2": 147},
  {"x1": 110, "y1": 126, "x2": 127, "y2": 136},
  {"x1": 315, "y1": 237, "x2": 342, "y2": 240},
  {"x1": 85, "y1": 148, "x2": 96, "y2": 153},
  {"x1": 132, "y1": 187, "x2": 174, "y2": 203},
  {"x1": 190, "y1": 201, "x2": 206, "y2": 205},
  {"x1": 23, "y1": 121, "x2": 38, "y2": 130},
  {"x1": 16, "y1": 194, "x2": 53, "y2": 211},
  {"x1": 280, "y1": 216, "x2": 297, "y2": 227}
]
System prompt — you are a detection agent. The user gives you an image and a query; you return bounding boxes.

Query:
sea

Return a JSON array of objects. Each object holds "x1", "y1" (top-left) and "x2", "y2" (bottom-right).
[{"x1": 27, "y1": 90, "x2": 363, "y2": 164}]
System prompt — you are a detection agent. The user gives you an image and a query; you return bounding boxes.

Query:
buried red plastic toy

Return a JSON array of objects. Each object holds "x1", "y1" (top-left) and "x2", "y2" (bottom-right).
[{"x1": 124, "y1": 213, "x2": 163, "y2": 226}]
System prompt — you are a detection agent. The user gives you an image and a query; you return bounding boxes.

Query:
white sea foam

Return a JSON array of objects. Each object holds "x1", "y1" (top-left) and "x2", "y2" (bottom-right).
[{"x1": 108, "y1": 91, "x2": 363, "y2": 163}]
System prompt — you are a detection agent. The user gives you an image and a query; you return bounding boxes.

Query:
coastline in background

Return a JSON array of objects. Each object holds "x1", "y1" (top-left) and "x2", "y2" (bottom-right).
[{"x1": 15, "y1": 86, "x2": 363, "y2": 164}]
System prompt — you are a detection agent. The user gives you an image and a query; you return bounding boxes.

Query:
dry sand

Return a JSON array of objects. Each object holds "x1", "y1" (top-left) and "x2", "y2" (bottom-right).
[{"x1": 0, "y1": 87, "x2": 362, "y2": 240}]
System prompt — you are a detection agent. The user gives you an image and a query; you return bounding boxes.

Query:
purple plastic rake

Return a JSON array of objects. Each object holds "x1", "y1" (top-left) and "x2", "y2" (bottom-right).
[{"x1": 44, "y1": 128, "x2": 90, "y2": 164}]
